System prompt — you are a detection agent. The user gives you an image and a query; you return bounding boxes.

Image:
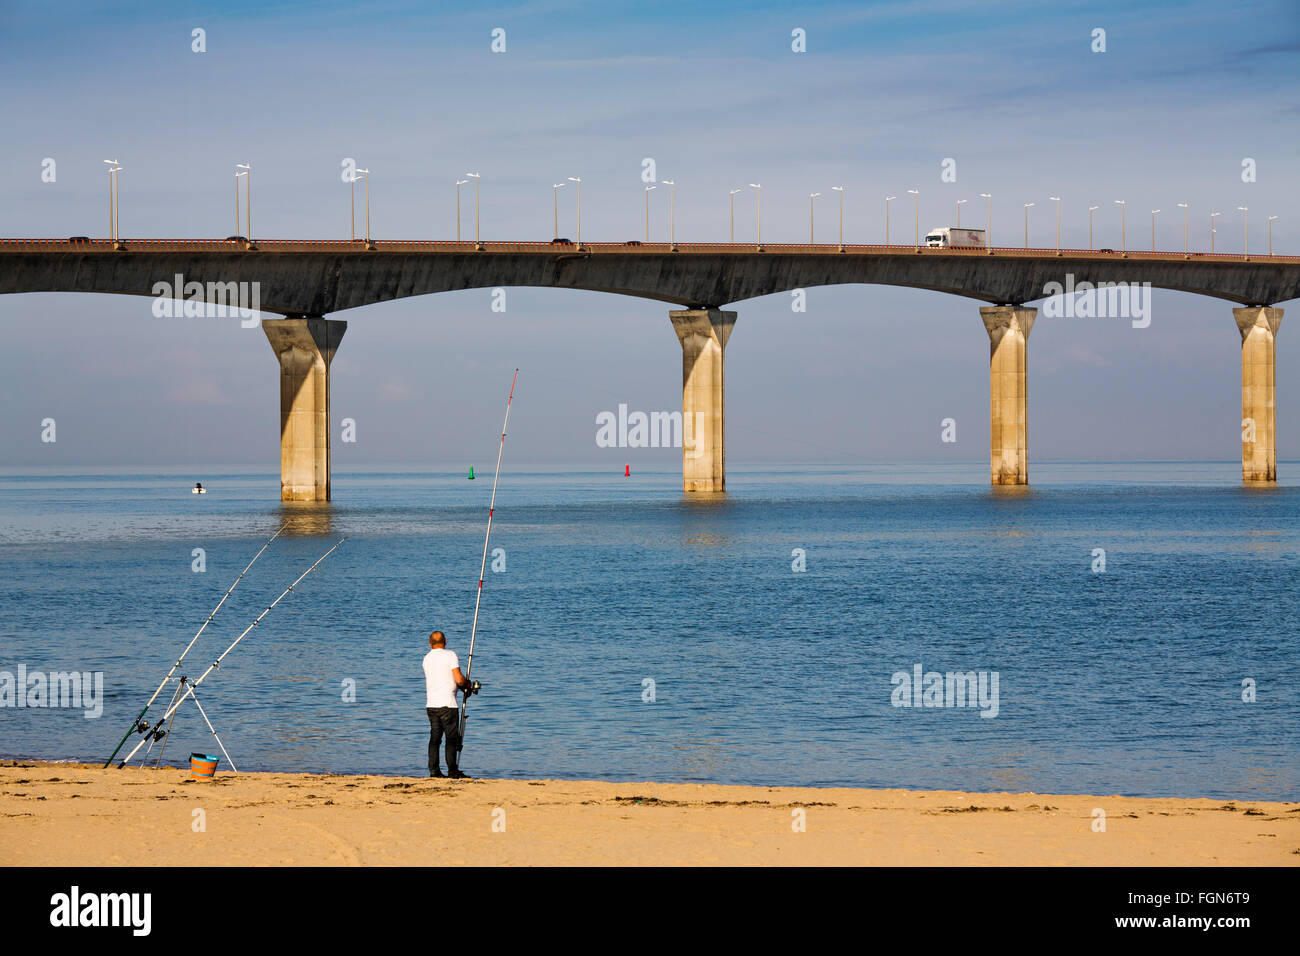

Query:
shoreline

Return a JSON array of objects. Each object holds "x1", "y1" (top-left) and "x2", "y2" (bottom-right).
[
  {"x1": 2, "y1": 761, "x2": 1296, "y2": 866},
  {"x1": 2, "y1": 755, "x2": 1291, "y2": 805}
]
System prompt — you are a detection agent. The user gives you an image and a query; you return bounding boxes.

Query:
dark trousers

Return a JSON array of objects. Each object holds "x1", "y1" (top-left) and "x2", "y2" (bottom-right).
[{"x1": 427, "y1": 707, "x2": 461, "y2": 773}]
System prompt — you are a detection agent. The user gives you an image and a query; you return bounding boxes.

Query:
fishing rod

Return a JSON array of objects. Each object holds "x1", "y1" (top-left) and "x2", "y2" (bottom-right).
[
  {"x1": 458, "y1": 369, "x2": 518, "y2": 758},
  {"x1": 104, "y1": 524, "x2": 286, "y2": 767},
  {"x1": 116, "y1": 537, "x2": 345, "y2": 768}
]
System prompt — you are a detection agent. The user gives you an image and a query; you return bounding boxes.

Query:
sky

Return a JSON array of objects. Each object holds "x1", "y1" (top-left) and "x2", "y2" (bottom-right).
[{"x1": 0, "y1": 0, "x2": 1297, "y2": 469}]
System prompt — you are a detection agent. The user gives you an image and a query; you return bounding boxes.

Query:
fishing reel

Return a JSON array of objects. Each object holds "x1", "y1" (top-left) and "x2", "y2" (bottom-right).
[
  {"x1": 464, "y1": 680, "x2": 482, "y2": 697},
  {"x1": 134, "y1": 720, "x2": 165, "y2": 741}
]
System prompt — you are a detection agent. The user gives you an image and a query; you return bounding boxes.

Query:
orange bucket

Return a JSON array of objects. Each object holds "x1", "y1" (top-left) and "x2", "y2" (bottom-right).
[{"x1": 190, "y1": 753, "x2": 220, "y2": 779}]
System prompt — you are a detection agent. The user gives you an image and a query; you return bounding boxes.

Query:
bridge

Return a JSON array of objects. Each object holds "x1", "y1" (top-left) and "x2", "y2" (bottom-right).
[{"x1": 3, "y1": 237, "x2": 1296, "y2": 498}]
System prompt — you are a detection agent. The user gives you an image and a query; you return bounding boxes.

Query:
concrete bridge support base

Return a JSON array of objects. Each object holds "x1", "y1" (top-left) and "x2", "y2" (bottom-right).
[
  {"x1": 671, "y1": 308, "x2": 735, "y2": 493},
  {"x1": 1234, "y1": 306, "x2": 1283, "y2": 482},
  {"x1": 262, "y1": 317, "x2": 347, "y2": 501},
  {"x1": 980, "y1": 306, "x2": 1036, "y2": 486}
]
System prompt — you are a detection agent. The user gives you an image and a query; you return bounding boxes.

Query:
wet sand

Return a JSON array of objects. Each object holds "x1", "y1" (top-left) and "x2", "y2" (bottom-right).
[{"x1": 1, "y1": 761, "x2": 1296, "y2": 866}]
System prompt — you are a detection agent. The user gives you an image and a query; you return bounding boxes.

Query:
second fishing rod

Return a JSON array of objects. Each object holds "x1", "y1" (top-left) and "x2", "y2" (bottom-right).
[{"x1": 115, "y1": 537, "x2": 345, "y2": 768}]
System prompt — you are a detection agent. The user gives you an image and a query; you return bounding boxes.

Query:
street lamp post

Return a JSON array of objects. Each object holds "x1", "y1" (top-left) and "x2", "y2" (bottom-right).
[
  {"x1": 568, "y1": 177, "x2": 581, "y2": 246},
  {"x1": 1115, "y1": 200, "x2": 1126, "y2": 253},
  {"x1": 729, "y1": 188, "x2": 742, "y2": 243},
  {"x1": 645, "y1": 185, "x2": 655, "y2": 242},
  {"x1": 980, "y1": 193, "x2": 991, "y2": 247},
  {"x1": 552, "y1": 182, "x2": 565, "y2": 239},
  {"x1": 465, "y1": 173, "x2": 481, "y2": 243},
  {"x1": 1211, "y1": 211, "x2": 1221, "y2": 253},
  {"x1": 749, "y1": 184, "x2": 762, "y2": 248},
  {"x1": 1268, "y1": 215, "x2": 1278, "y2": 257},
  {"x1": 1049, "y1": 197, "x2": 1061, "y2": 252},
  {"x1": 907, "y1": 189, "x2": 919, "y2": 249},
  {"x1": 885, "y1": 195, "x2": 895, "y2": 245},
  {"x1": 662, "y1": 179, "x2": 675, "y2": 248},
  {"x1": 1150, "y1": 209, "x2": 1159, "y2": 252},
  {"x1": 832, "y1": 185, "x2": 844, "y2": 250},
  {"x1": 1177, "y1": 203, "x2": 1188, "y2": 254},
  {"x1": 103, "y1": 160, "x2": 121, "y2": 241},
  {"x1": 809, "y1": 191, "x2": 820, "y2": 244},
  {"x1": 1023, "y1": 202, "x2": 1034, "y2": 248},
  {"x1": 1088, "y1": 206, "x2": 1098, "y2": 250},
  {"x1": 236, "y1": 164, "x2": 251, "y2": 242},
  {"x1": 957, "y1": 198, "x2": 967, "y2": 228},
  {"x1": 354, "y1": 168, "x2": 370, "y2": 243},
  {"x1": 455, "y1": 180, "x2": 469, "y2": 241},
  {"x1": 236, "y1": 168, "x2": 248, "y2": 236},
  {"x1": 1238, "y1": 206, "x2": 1248, "y2": 258}
]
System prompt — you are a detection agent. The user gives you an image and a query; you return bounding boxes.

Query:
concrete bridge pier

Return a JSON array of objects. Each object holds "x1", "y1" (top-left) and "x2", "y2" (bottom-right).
[
  {"x1": 671, "y1": 308, "x2": 736, "y2": 492},
  {"x1": 262, "y1": 316, "x2": 347, "y2": 501},
  {"x1": 980, "y1": 305, "x2": 1036, "y2": 485},
  {"x1": 1234, "y1": 306, "x2": 1283, "y2": 482}
]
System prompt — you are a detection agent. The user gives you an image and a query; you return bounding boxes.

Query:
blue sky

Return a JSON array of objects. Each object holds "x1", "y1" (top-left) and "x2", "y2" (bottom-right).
[{"x1": 0, "y1": 0, "x2": 1297, "y2": 468}]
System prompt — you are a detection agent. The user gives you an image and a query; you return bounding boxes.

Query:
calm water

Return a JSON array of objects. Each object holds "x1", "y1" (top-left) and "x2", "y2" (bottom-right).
[{"x1": 0, "y1": 462, "x2": 1296, "y2": 800}]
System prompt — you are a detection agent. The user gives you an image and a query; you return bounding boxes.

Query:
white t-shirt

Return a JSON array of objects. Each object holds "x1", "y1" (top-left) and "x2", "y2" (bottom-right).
[{"x1": 423, "y1": 648, "x2": 461, "y2": 708}]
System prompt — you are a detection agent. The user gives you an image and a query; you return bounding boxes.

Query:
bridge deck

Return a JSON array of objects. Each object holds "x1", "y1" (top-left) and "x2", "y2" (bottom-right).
[{"x1": 3, "y1": 238, "x2": 1297, "y2": 311}]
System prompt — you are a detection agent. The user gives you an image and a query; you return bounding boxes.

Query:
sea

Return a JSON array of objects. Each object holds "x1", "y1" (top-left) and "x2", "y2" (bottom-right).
[{"x1": 0, "y1": 462, "x2": 1296, "y2": 800}]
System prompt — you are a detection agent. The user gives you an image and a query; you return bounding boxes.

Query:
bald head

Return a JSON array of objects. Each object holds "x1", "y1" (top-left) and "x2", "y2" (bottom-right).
[{"x1": 429, "y1": 630, "x2": 446, "y2": 649}]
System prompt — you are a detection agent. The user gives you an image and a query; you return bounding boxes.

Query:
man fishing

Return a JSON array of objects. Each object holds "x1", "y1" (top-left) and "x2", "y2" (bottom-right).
[{"x1": 423, "y1": 630, "x2": 473, "y2": 779}]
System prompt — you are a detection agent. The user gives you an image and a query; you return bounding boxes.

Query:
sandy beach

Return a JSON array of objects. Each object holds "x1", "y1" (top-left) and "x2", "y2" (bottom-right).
[{"x1": 1, "y1": 761, "x2": 1296, "y2": 866}]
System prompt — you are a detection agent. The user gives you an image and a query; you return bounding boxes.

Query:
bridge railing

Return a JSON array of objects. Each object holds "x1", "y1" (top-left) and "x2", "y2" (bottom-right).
[{"x1": 1, "y1": 237, "x2": 1296, "y2": 262}]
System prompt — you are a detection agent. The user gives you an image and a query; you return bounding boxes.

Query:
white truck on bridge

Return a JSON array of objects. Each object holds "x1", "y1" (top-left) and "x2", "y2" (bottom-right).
[{"x1": 924, "y1": 227, "x2": 986, "y2": 248}]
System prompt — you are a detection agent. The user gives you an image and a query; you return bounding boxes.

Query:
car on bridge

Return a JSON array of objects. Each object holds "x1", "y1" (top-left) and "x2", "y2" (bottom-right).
[{"x1": 550, "y1": 237, "x2": 574, "y2": 245}]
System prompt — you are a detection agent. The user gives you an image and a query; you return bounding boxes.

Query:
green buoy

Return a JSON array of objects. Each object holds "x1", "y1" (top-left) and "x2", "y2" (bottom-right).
[{"x1": 468, "y1": 466, "x2": 475, "y2": 480}]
